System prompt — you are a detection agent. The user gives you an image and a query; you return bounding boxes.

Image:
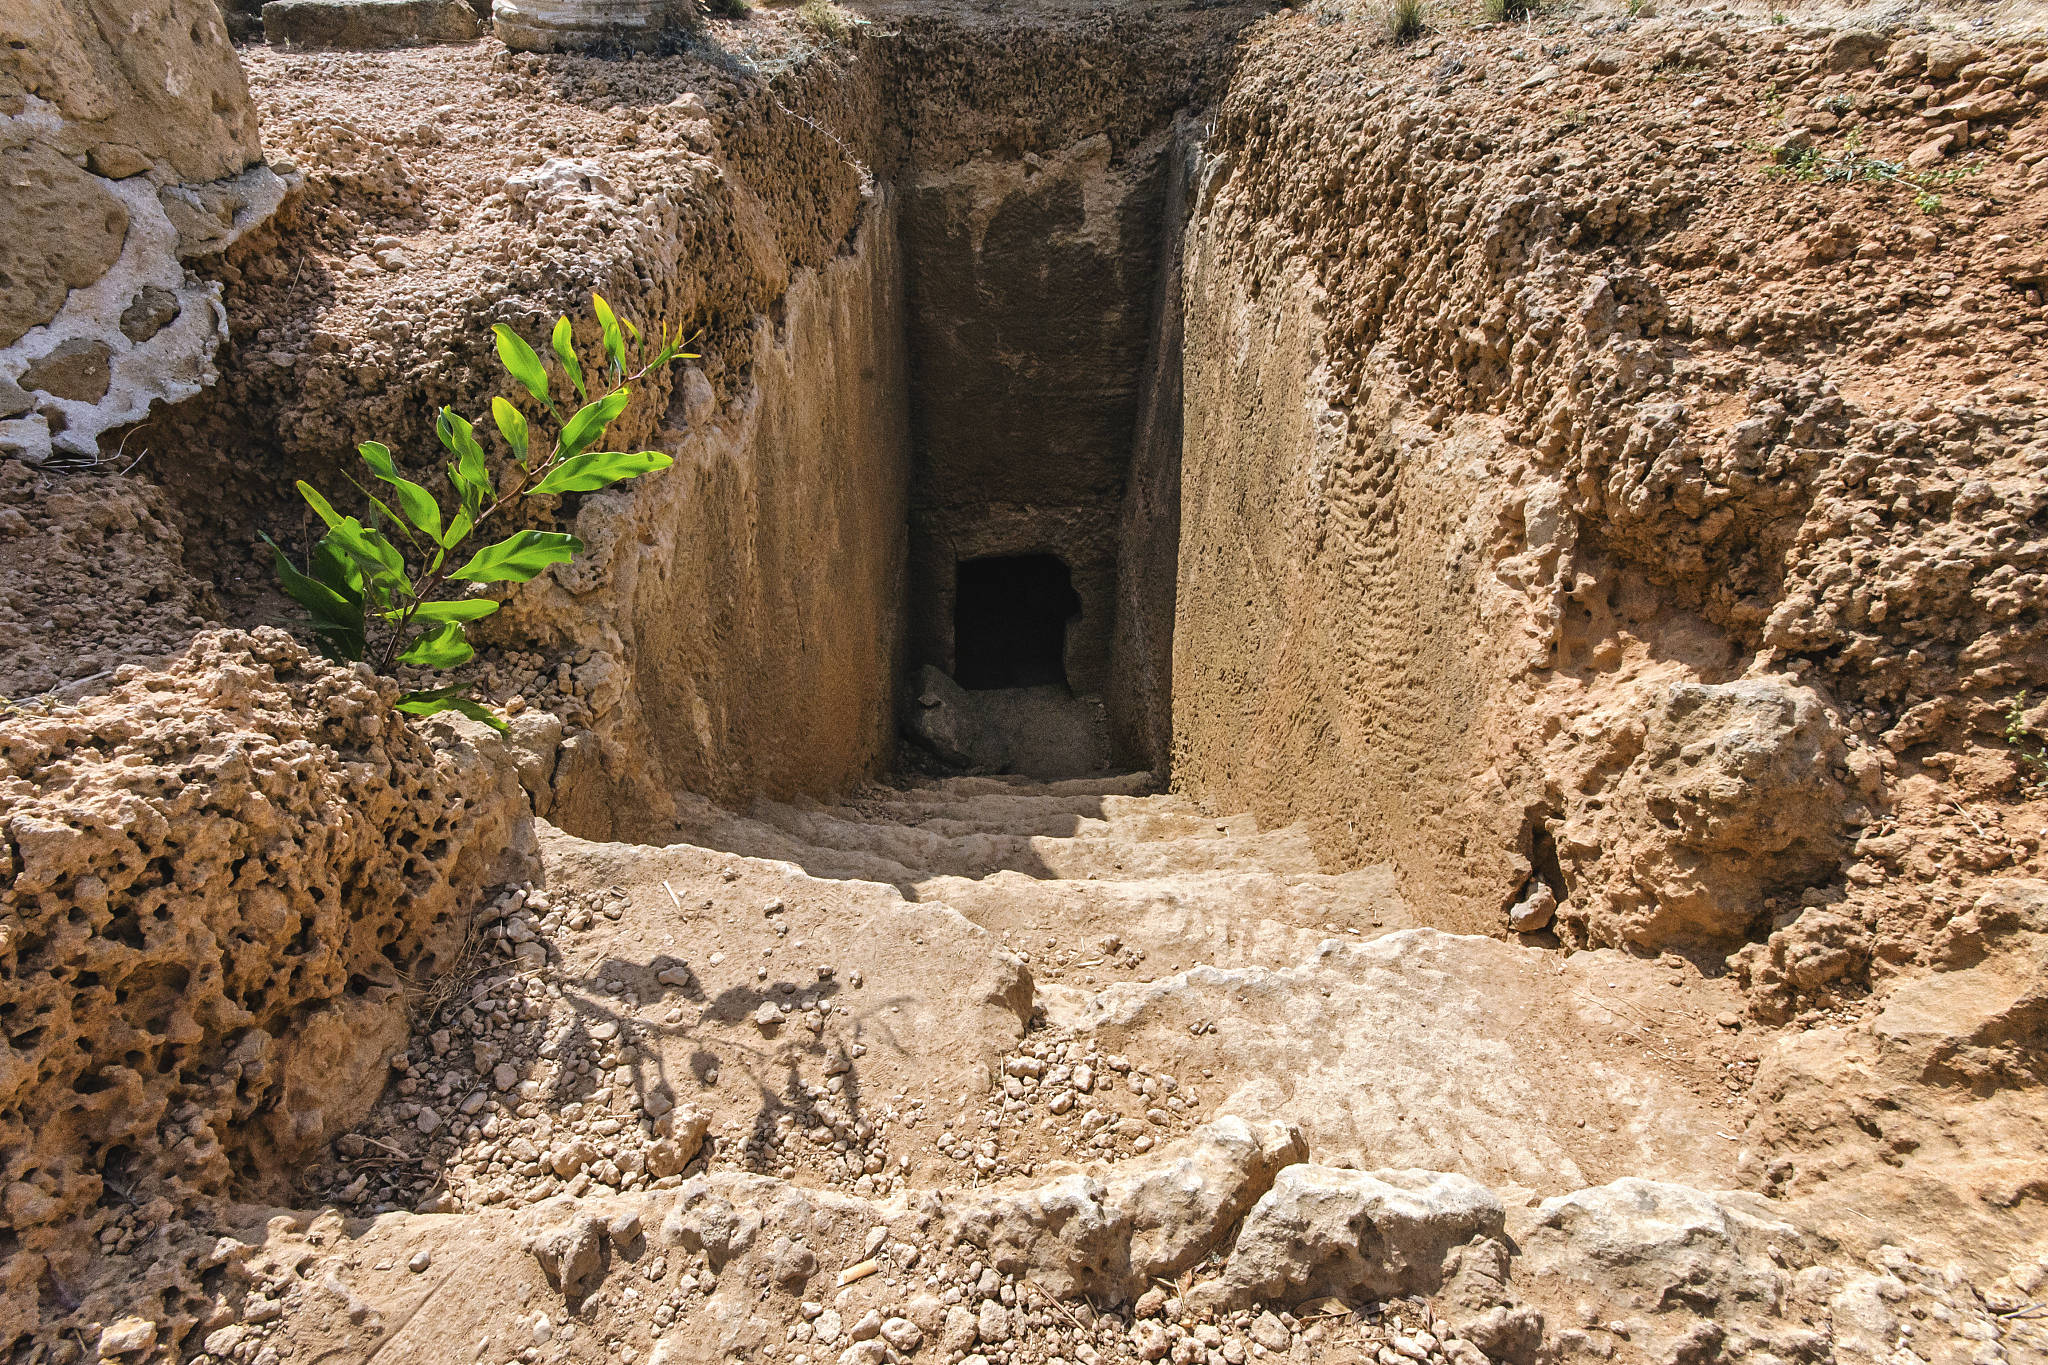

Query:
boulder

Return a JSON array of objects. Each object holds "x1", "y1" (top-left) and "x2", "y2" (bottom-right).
[
  {"x1": 492, "y1": 0, "x2": 692, "y2": 52},
  {"x1": 903, "y1": 665, "x2": 1010, "y2": 770},
  {"x1": 1551, "y1": 677, "x2": 1856, "y2": 953},
  {"x1": 0, "y1": 1, "x2": 282, "y2": 463},
  {"x1": 1823, "y1": 29, "x2": 1888, "y2": 71},
  {"x1": 526, "y1": 1210, "x2": 607, "y2": 1299},
  {"x1": 1516, "y1": 1179, "x2": 1801, "y2": 1317},
  {"x1": 1102, "y1": 1115, "x2": 1306, "y2": 1286},
  {"x1": 944, "y1": 1117, "x2": 1304, "y2": 1298},
  {"x1": 1192, "y1": 1165, "x2": 1504, "y2": 1311}
]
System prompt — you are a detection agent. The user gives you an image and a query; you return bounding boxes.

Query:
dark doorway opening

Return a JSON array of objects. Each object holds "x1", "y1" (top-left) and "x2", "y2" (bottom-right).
[{"x1": 954, "y1": 554, "x2": 1081, "y2": 690}]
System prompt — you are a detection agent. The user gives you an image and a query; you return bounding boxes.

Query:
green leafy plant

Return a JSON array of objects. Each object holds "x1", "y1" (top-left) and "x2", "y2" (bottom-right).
[
  {"x1": 1759, "y1": 132, "x2": 1983, "y2": 214},
  {"x1": 1384, "y1": 0, "x2": 1426, "y2": 44},
  {"x1": 2008, "y1": 693, "x2": 2048, "y2": 790},
  {"x1": 1483, "y1": 0, "x2": 1532, "y2": 21},
  {"x1": 705, "y1": 0, "x2": 751, "y2": 13},
  {"x1": 267, "y1": 297, "x2": 695, "y2": 731}
]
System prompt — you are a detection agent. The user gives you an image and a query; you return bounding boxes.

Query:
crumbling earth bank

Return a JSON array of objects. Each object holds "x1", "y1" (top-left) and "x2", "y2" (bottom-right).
[
  {"x1": 0, "y1": 630, "x2": 531, "y2": 1348},
  {"x1": 1173, "y1": 9, "x2": 2048, "y2": 968}
]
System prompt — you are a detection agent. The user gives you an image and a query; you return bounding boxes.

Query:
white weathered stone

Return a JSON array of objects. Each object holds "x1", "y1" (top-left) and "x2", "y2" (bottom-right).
[
  {"x1": 493, "y1": 0, "x2": 689, "y2": 52},
  {"x1": 1194, "y1": 1165, "x2": 1504, "y2": 1310}
]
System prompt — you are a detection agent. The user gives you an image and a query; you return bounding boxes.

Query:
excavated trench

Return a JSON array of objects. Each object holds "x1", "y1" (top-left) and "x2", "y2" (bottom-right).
[{"x1": 11, "y1": 3, "x2": 2048, "y2": 1361}]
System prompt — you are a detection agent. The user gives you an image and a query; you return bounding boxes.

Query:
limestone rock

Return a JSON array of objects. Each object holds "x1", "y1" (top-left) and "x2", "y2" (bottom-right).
[
  {"x1": 1101, "y1": 1115, "x2": 1306, "y2": 1287},
  {"x1": 1516, "y1": 1179, "x2": 1802, "y2": 1320},
  {"x1": 662, "y1": 1184, "x2": 763, "y2": 1268},
  {"x1": 946, "y1": 1172, "x2": 1127, "y2": 1299},
  {"x1": 156, "y1": 165, "x2": 291, "y2": 260},
  {"x1": 18, "y1": 340, "x2": 113, "y2": 403},
  {"x1": 2, "y1": 0, "x2": 262, "y2": 186},
  {"x1": 0, "y1": 630, "x2": 530, "y2": 1347},
  {"x1": 96, "y1": 1318, "x2": 157, "y2": 1357},
  {"x1": 1439, "y1": 1238, "x2": 1543, "y2": 1365},
  {"x1": 118, "y1": 286, "x2": 182, "y2": 344},
  {"x1": 492, "y1": 0, "x2": 692, "y2": 52},
  {"x1": 904, "y1": 665, "x2": 1010, "y2": 771},
  {"x1": 1194, "y1": 1166, "x2": 1504, "y2": 1311},
  {"x1": 0, "y1": 147, "x2": 129, "y2": 349},
  {"x1": 527, "y1": 1210, "x2": 607, "y2": 1299},
  {"x1": 1823, "y1": 29, "x2": 1888, "y2": 70},
  {"x1": 941, "y1": 1116, "x2": 1301, "y2": 1298},
  {"x1": 1506, "y1": 882, "x2": 1555, "y2": 934},
  {"x1": 1550, "y1": 678, "x2": 1855, "y2": 953},
  {"x1": 0, "y1": 0, "x2": 277, "y2": 463}
]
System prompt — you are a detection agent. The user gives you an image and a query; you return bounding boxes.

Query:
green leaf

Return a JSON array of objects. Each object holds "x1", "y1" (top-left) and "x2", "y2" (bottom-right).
[
  {"x1": 553, "y1": 390, "x2": 633, "y2": 467},
  {"x1": 264, "y1": 533, "x2": 366, "y2": 662},
  {"x1": 397, "y1": 621, "x2": 476, "y2": 670},
  {"x1": 324, "y1": 518, "x2": 411, "y2": 599},
  {"x1": 449, "y1": 529, "x2": 583, "y2": 583},
  {"x1": 552, "y1": 315, "x2": 586, "y2": 399},
  {"x1": 593, "y1": 293, "x2": 627, "y2": 378},
  {"x1": 391, "y1": 597, "x2": 501, "y2": 624},
  {"x1": 295, "y1": 480, "x2": 345, "y2": 531},
  {"x1": 440, "y1": 506, "x2": 473, "y2": 552},
  {"x1": 492, "y1": 324, "x2": 551, "y2": 404},
  {"x1": 355, "y1": 441, "x2": 442, "y2": 542},
  {"x1": 308, "y1": 533, "x2": 365, "y2": 600},
  {"x1": 395, "y1": 690, "x2": 509, "y2": 734},
  {"x1": 492, "y1": 397, "x2": 531, "y2": 468},
  {"x1": 437, "y1": 408, "x2": 492, "y2": 518},
  {"x1": 530, "y1": 449, "x2": 674, "y2": 496}
]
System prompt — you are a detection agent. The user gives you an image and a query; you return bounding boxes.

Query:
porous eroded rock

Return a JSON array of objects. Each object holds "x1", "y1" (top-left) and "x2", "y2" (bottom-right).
[
  {"x1": 1167, "y1": 4, "x2": 2048, "y2": 989},
  {"x1": 1192, "y1": 1165, "x2": 1505, "y2": 1312},
  {"x1": 0, "y1": 629, "x2": 531, "y2": 1347},
  {"x1": 1549, "y1": 677, "x2": 1858, "y2": 952}
]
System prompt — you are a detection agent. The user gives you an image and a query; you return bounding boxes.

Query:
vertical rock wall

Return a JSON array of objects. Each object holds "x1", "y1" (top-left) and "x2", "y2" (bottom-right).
[
  {"x1": 519, "y1": 193, "x2": 913, "y2": 840},
  {"x1": 1164, "y1": 16, "x2": 1946, "y2": 948},
  {"x1": 877, "y1": 4, "x2": 1265, "y2": 705},
  {"x1": 1107, "y1": 120, "x2": 1198, "y2": 772}
]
